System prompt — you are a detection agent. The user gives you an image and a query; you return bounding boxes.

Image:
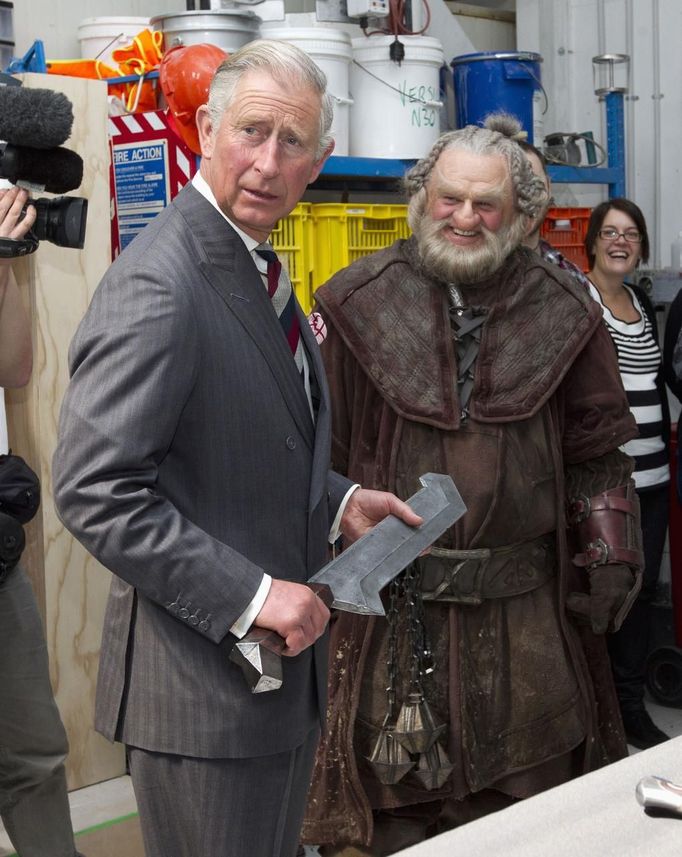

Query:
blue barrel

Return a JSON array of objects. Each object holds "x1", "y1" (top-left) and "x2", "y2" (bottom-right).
[{"x1": 450, "y1": 51, "x2": 543, "y2": 144}]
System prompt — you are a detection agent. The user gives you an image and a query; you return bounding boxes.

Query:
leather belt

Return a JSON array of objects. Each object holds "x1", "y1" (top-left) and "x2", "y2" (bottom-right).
[{"x1": 418, "y1": 533, "x2": 556, "y2": 605}]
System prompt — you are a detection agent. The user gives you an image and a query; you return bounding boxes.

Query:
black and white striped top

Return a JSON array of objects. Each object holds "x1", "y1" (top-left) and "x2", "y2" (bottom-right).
[{"x1": 588, "y1": 282, "x2": 669, "y2": 489}]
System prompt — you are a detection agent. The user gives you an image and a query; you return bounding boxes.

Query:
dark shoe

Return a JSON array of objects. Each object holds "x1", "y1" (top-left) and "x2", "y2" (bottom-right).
[{"x1": 622, "y1": 709, "x2": 670, "y2": 750}]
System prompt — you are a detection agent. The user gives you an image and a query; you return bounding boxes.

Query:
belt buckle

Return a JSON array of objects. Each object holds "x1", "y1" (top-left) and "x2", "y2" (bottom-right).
[{"x1": 447, "y1": 558, "x2": 485, "y2": 605}]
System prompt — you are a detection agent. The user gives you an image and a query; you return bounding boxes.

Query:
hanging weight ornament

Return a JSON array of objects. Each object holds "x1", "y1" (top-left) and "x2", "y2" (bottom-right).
[
  {"x1": 367, "y1": 714, "x2": 415, "y2": 785},
  {"x1": 413, "y1": 741, "x2": 454, "y2": 791},
  {"x1": 393, "y1": 691, "x2": 446, "y2": 754}
]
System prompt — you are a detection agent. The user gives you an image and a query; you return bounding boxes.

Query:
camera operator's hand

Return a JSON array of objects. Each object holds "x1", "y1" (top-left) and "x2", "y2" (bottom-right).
[
  {"x1": 0, "y1": 187, "x2": 33, "y2": 387},
  {"x1": 0, "y1": 187, "x2": 36, "y2": 251}
]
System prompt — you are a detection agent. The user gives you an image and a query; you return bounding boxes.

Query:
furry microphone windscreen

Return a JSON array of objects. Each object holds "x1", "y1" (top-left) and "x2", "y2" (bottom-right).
[
  {"x1": 0, "y1": 144, "x2": 83, "y2": 193},
  {"x1": 0, "y1": 86, "x2": 74, "y2": 149}
]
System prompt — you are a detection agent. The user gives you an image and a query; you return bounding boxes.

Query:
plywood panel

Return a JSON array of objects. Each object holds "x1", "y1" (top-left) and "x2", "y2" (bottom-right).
[{"x1": 5, "y1": 73, "x2": 125, "y2": 789}]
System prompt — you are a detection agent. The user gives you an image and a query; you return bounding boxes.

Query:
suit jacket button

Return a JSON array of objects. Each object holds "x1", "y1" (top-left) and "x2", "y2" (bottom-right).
[
  {"x1": 178, "y1": 607, "x2": 190, "y2": 620},
  {"x1": 199, "y1": 619, "x2": 211, "y2": 632},
  {"x1": 286, "y1": 436, "x2": 296, "y2": 450},
  {"x1": 188, "y1": 614, "x2": 199, "y2": 626}
]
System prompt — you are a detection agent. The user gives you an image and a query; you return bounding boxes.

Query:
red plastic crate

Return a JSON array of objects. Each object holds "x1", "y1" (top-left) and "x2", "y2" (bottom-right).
[{"x1": 540, "y1": 206, "x2": 592, "y2": 272}]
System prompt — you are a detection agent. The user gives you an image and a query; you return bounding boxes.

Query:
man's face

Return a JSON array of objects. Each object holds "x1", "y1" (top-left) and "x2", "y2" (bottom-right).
[
  {"x1": 413, "y1": 148, "x2": 523, "y2": 284},
  {"x1": 196, "y1": 69, "x2": 334, "y2": 242},
  {"x1": 427, "y1": 149, "x2": 513, "y2": 243}
]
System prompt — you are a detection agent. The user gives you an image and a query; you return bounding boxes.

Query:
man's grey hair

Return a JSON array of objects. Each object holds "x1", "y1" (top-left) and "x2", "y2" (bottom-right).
[
  {"x1": 404, "y1": 112, "x2": 548, "y2": 228},
  {"x1": 206, "y1": 39, "x2": 334, "y2": 160}
]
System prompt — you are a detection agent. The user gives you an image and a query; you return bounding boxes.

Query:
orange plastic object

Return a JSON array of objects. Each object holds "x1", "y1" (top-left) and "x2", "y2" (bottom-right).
[
  {"x1": 48, "y1": 29, "x2": 164, "y2": 113},
  {"x1": 540, "y1": 206, "x2": 592, "y2": 272},
  {"x1": 159, "y1": 43, "x2": 228, "y2": 155}
]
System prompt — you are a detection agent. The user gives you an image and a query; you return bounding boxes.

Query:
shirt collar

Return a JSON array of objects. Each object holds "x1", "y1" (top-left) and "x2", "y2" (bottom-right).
[{"x1": 192, "y1": 171, "x2": 262, "y2": 255}]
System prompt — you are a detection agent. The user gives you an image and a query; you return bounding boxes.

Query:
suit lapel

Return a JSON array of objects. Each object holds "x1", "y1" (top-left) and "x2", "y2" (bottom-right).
[{"x1": 175, "y1": 186, "x2": 315, "y2": 448}]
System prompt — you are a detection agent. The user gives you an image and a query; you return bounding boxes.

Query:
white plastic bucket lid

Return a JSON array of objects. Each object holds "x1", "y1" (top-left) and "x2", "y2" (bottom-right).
[
  {"x1": 260, "y1": 26, "x2": 353, "y2": 60},
  {"x1": 351, "y1": 34, "x2": 444, "y2": 65}
]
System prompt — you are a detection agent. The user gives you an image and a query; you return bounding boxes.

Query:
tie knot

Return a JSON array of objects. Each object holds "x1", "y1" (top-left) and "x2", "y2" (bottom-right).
[{"x1": 255, "y1": 244, "x2": 278, "y2": 265}]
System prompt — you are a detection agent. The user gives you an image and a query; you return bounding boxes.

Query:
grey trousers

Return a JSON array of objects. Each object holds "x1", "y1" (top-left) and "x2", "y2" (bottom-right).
[
  {"x1": 0, "y1": 567, "x2": 78, "y2": 857},
  {"x1": 127, "y1": 726, "x2": 320, "y2": 857}
]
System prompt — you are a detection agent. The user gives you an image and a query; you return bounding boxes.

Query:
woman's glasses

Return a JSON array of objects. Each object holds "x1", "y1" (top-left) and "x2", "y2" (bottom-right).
[{"x1": 598, "y1": 227, "x2": 642, "y2": 243}]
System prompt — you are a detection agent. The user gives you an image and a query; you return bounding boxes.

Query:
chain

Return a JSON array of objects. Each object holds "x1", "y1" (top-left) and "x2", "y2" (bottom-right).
[
  {"x1": 413, "y1": 569, "x2": 435, "y2": 678},
  {"x1": 403, "y1": 562, "x2": 435, "y2": 691},
  {"x1": 385, "y1": 576, "x2": 401, "y2": 720},
  {"x1": 403, "y1": 563, "x2": 422, "y2": 693},
  {"x1": 385, "y1": 564, "x2": 435, "y2": 716}
]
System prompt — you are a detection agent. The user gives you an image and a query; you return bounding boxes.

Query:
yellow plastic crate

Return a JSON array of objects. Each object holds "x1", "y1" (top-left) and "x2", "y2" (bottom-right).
[
  {"x1": 311, "y1": 203, "x2": 411, "y2": 290},
  {"x1": 271, "y1": 203, "x2": 315, "y2": 313}
]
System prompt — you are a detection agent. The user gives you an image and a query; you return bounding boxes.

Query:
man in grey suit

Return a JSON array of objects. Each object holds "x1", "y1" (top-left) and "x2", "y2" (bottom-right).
[{"x1": 53, "y1": 40, "x2": 419, "y2": 857}]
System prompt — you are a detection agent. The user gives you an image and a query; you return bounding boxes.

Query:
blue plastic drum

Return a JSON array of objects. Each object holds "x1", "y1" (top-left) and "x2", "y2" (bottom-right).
[{"x1": 450, "y1": 51, "x2": 543, "y2": 143}]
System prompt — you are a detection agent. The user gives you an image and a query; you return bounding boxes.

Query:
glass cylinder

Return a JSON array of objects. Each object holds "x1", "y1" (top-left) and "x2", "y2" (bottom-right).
[{"x1": 592, "y1": 53, "x2": 629, "y2": 96}]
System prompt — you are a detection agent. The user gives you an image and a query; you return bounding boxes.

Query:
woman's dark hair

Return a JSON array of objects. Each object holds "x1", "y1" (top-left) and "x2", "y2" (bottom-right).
[{"x1": 584, "y1": 197, "x2": 650, "y2": 270}]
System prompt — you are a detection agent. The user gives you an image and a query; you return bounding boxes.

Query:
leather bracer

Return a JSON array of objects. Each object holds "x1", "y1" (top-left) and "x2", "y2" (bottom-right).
[
  {"x1": 568, "y1": 482, "x2": 643, "y2": 572},
  {"x1": 567, "y1": 483, "x2": 643, "y2": 631}
]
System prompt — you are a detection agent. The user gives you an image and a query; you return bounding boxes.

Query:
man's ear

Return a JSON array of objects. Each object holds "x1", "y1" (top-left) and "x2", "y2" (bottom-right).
[
  {"x1": 309, "y1": 139, "x2": 335, "y2": 185},
  {"x1": 196, "y1": 105, "x2": 214, "y2": 160}
]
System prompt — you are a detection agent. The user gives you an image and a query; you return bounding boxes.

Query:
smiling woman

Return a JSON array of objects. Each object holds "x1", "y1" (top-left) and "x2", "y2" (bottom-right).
[{"x1": 585, "y1": 197, "x2": 673, "y2": 750}]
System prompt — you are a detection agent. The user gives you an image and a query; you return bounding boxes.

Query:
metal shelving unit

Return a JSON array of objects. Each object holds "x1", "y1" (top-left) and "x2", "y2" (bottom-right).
[
  {"x1": 547, "y1": 91, "x2": 626, "y2": 199},
  {"x1": 315, "y1": 91, "x2": 627, "y2": 198},
  {"x1": 87, "y1": 64, "x2": 626, "y2": 198},
  {"x1": 9, "y1": 38, "x2": 626, "y2": 199}
]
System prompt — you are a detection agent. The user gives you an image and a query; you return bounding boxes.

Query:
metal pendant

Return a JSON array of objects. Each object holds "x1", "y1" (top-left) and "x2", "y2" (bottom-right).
[
  {"x1": 393, "y1": 692, "x2": 446, "y2": 755},
  {"x1": 367, "y1": 725, "x2": 415, "y2": 785},
  {"x1": 413, "y1": 741, "x2": 454, "y2": 791}
]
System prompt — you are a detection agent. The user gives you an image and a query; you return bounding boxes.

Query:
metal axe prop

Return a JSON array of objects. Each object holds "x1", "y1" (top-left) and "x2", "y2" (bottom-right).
[{"x1": 229, "y1": 472, "x2": 466, "y2": 693}]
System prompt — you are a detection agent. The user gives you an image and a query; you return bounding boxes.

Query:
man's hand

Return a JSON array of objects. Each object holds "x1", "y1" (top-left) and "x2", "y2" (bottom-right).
[
  {"x1": 340, "y1": 487, "x2": 423, "y2": 545},
  {"x1": 0, "y1": 188, "x2": 34, "y2": 387},
  {"x1": 254, "y1": 578, "x2": 330, "y2": 657},
  {"x1": 567, "y1": 564, "x2": 638, "y2": 634},
  {"x1": 0, "y1": 187, "x2": 36, "y2": 249}
]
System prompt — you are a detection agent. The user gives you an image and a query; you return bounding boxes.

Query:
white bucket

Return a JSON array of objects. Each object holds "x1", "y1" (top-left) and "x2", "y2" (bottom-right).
[
  {"x1": 259, "y1": 25, "x2": 353, "y2": 156},
  {"x1": 78, "y1": 17, "x2": 150, "y2": 68},
  {"x1": 150, "y1": 10, "x2": 260, "y2": 55},
  {"x1": 350, "y1": 35, "x2": 444, "y2": 159}
]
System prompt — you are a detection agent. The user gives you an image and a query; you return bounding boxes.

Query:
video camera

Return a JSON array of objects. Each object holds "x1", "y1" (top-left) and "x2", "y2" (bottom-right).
[{"x1": 0, "y1": 73, "x2": 88, "y2": 257}]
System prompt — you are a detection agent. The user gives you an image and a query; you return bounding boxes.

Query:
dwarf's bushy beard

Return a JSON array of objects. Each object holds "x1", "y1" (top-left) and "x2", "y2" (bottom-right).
[{"x1": 411, "y1": 206, "x2": 528, "y2": 285}]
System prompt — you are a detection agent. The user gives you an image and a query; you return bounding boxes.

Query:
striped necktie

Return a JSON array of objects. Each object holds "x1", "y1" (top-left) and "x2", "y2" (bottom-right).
[{"x1": 255, "y1": 244, "x2": 304, "y2": 372}]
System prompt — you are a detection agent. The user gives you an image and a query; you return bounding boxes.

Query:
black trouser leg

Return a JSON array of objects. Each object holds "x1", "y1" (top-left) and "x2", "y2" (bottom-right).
[{"x1": 608, "y1": 484, "x2": 669, "y2": 712}]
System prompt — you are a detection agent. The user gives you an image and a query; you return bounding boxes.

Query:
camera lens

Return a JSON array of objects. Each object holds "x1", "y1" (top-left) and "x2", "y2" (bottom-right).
[{"x1": 31, "y1": 196, "x2": 88, "y2": 249}]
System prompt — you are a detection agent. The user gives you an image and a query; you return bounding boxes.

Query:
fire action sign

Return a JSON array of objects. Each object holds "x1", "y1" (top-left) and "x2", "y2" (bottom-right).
[{"x1": 109, "y1": 110, "x2": 197, "y2": 258}]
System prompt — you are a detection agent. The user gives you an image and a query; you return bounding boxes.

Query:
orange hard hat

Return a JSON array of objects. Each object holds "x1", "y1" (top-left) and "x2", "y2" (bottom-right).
[{"x1": 159, "y1": 43, "x2": 228, "y2": 155}]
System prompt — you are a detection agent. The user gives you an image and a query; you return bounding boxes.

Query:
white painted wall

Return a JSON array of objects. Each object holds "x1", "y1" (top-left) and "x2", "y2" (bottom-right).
[
  {"x1": 517, "y1": 0, "x2": 682, "y2": 268},
  {"x1": 444, "y1": 8, "x2": 515, "y2": 53},
  {"x1": 13, "y1": 0, "x2": 186, "y2": 62}
]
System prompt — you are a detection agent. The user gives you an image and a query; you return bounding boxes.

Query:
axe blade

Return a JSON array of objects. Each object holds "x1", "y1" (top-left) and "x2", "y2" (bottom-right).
[{"x1": 310, "y1": 473, "x2": 466, "y2": 615}]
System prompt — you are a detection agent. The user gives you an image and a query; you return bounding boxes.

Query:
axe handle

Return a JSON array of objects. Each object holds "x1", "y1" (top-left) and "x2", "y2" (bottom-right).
[
  {"x1": 310, "y1": 581, "x2": 334, "y2": 609},
  {"x1": 229, "y1": 582, "x2": 333, "y2": 691}
]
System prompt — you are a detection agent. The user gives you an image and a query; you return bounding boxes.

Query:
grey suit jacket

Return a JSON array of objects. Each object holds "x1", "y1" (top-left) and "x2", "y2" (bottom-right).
[{"x1": 53, "y1": 184, "x2": 352, "y2": 759}]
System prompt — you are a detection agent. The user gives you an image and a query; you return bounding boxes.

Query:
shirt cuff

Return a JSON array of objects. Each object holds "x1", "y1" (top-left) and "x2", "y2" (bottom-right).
[
  {"x1": 329, "y1": 483, "x2": 361, "y2": 544},
  {"x1": 229, "y1": 574, "x2": 272, "y2": 639}
]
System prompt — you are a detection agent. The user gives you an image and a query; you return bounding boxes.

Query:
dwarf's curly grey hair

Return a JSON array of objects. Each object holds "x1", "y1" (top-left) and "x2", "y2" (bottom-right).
[
  {"x1": 206, "y1": 39, "x2": 334, "y2": 160},
  {"x1": 404, "y1": 112, "x2": 548, "y2": 222}
]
